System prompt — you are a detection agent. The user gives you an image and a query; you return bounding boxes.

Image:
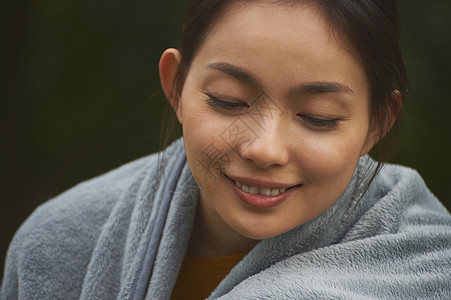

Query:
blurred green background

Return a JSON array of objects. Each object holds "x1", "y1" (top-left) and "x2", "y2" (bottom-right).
[{"x1": 1, "y1": 0, "x2": 450, "y2": 275}]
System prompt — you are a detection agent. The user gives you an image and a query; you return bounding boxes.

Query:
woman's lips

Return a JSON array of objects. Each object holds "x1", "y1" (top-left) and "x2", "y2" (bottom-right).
[{"x1": 225, "y1": 175, "x2": 301, "y2": 209}]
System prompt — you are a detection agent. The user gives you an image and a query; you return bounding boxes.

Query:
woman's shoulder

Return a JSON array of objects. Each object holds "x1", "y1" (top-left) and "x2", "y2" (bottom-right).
[
  {"x1": 345, "y1": 161, "x2": 451, "y2": 241},
  {"x1": 20, "y1": 152, "x2": 158, "y2": 235},
  {"x1": 1, "y1": 139, "x2": 186, "y2": 298},
  {"x1": 372, "y1": 162, "x2": 448, "y2": 219},
  {"x1": 1, "y1": 152, "x2": 160, "y2": 298}
]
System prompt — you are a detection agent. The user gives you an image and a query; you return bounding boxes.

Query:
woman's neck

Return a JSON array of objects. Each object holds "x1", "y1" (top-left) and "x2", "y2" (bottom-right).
[{"x1": 187, "y1": 201, "x2": 259, "y2": 257}]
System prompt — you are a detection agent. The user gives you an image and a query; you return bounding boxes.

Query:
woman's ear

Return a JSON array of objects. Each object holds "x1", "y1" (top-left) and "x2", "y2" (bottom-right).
[
  {"x1": 360, "y1": 90, "x2": 402, "y2": 156},
  {"x1": 159, "y1": 48, "x2": 183, "y2": 123}
]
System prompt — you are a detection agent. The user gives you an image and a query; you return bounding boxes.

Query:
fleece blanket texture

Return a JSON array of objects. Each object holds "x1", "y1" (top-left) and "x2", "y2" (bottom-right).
[{"x1": 1, "y1": 139, "x2": 451, "y2": 299}]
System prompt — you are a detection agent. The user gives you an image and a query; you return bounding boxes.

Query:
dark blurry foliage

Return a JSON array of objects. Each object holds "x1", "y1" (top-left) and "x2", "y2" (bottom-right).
[
  {"x1": 394, "y1": 0, "x2": 451, "y2": 202},
  {"x1": 1, "y1": 0, "x2": 450, "y2": 275}
]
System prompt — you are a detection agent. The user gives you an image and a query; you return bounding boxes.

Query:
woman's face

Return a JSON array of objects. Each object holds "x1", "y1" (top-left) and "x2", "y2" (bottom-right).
[{"x1": 177, "y1": 2, "x2": 374, "y2": 240}]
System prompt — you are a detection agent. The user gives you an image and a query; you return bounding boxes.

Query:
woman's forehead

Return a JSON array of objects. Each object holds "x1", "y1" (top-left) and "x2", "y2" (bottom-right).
[{"x1": 188, "y1": 1, "x2": 368, "y2": 97}]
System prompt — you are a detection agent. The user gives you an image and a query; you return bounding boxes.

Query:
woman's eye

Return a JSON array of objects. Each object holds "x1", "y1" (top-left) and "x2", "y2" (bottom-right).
[
  {"x1": 298, "y1": 114, "x2": 341, "y2": 129},
  {"x1": 204, "y1": 94, "x2": 248, "y2": 112}
]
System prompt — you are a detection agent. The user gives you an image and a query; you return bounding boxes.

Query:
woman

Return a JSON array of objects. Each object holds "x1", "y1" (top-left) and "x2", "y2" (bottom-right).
[{"x1": 2, "y1": 0, "x2": 450, "y2": 299}]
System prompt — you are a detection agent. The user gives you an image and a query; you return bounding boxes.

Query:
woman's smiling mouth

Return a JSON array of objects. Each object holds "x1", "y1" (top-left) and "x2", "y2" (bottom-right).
[
  {"x1": 226, "y1": 175, "x2": 301, "y2": 208},
  {"x1": 234, "y1": 180, "x2": 286, "y2": 196}
]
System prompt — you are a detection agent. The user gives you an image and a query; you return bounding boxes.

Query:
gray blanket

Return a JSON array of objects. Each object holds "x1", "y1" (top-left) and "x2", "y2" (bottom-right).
[{"x1": 1, "y1": 139, "x2": 451, "y2": 299}]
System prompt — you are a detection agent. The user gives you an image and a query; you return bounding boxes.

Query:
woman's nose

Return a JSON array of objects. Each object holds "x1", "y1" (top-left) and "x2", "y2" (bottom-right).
[
  {"x1": 235, "y1": 102, "x2": 290, "y2": 169},
  {"x1": 239, "y1": 127, "x2": 289, "y2": 169}
]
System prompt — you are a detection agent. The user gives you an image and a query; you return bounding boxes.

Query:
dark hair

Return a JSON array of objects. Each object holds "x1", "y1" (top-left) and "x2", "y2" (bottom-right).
[{"x1": 161, "y1": 0, "x2": 408, "y2": 179}]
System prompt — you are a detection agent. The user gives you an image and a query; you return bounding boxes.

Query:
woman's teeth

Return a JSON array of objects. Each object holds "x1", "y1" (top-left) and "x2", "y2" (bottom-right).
[{"x1": 235, "y1": 180, "x2": 286, "y2": 196}]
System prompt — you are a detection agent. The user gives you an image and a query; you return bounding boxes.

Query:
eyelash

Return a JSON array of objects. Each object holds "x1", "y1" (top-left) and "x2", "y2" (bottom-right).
[
  {"x1": 204, "y1": 94, "x2": 248, "y2": 112},
  {"x1": 203, "y1": 93, "x2": 342, "y2": 129},
  {"x1": 298, "y1": 115, "x2": 341, "y2": 129}
]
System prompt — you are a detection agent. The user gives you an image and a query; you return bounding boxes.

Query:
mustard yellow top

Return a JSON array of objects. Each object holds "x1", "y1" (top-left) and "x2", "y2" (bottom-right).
[{"x1": 171, "y1": 252, "x2": 247, "y2": 300}]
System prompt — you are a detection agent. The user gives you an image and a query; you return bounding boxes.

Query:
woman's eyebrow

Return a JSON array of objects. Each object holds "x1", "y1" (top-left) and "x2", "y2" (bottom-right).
[
  {"x1": 205, "y1": 63, "x2": 354, "y2": 96},
  {"x1": 289, "y1": 82, "x2": 355, "y2": 97},
  {"x1": 206, "y1": 62, "x2": 260, "y2": 86}
]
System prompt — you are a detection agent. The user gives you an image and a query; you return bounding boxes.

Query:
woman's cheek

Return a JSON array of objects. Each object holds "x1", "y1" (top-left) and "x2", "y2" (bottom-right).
[
  {"x1": 296, "y1": 133, "x2": 361, "y2": 182},
  {"x1": 183, "y1": 111, "x2": 237, "y2": 183}
]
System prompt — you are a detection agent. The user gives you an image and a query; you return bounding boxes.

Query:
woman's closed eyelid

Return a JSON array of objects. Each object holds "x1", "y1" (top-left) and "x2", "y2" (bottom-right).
[
  {"x1": 204, "y1": 94, "x2": 249, "y2": 112},
  {"x1": 298, "y1": 114, "x2": 343, "y2": 129}
]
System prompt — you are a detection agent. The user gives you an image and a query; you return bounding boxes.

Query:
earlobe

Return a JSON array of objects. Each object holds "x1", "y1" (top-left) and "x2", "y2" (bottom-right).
[{"x1": 159, "y1": 48, "x2": 183, "y2": 123}]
